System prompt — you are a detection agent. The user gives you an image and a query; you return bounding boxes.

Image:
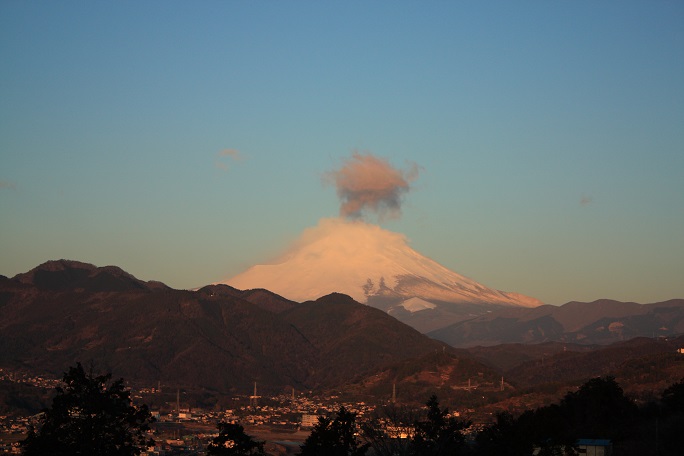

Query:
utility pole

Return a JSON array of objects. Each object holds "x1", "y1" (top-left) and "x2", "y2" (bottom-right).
[{"x1": 176, "y1": 388, "x2": 180, "y2": 421}]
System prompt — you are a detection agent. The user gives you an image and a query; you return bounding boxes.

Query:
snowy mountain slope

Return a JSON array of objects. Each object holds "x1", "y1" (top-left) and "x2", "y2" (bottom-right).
[
  {"x1": 222, "y1": 218, "x2": 542, "y2": 311},
  {"x1": 399, "y1": 297, "x2": 437, "y2": 313}
]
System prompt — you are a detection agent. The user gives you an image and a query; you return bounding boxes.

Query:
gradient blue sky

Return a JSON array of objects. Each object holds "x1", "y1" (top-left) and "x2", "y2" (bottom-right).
[{"x1": 1, "y1": 1, "x2": 683, "y2": 305}]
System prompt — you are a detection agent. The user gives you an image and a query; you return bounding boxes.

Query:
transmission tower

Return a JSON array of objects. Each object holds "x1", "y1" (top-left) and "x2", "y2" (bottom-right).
[{"x1": 249, "y1": 382, "x2": 260, "y2": 410}]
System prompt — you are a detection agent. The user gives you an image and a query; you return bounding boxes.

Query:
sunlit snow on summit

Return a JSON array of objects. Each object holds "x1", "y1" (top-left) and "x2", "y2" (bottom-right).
[{"x1": 222, "y1": 217, "x2": 541, "y2": 308}]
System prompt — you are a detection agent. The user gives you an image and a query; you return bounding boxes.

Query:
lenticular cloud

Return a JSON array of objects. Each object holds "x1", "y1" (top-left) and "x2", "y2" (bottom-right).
[{"x1": 324, "y1": 152, "x2": 420, "y2": 221}]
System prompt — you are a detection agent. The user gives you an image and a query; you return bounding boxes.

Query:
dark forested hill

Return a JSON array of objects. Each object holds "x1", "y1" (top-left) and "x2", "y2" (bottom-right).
[
  {"x1": 280, "y1": 293, "x2": 451, "y2": 388},
  {"x1": 0, "y1": 261, "x2": 462, "y2": 396}
]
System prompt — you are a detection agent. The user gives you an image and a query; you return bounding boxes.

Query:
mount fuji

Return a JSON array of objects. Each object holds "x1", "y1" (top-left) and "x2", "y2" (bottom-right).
[{"x1": 222, "y1": 218, "x2": 542, "y2": 332}]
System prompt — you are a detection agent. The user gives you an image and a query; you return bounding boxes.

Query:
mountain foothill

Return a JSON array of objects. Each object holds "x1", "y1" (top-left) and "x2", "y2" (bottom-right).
[{"x1": 1, "y1": 259, "x2": 684, "y2": 415}]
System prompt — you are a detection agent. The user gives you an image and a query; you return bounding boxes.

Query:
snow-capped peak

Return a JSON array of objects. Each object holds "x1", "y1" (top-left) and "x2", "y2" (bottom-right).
[{"x1": 221, "y1": 218, "x2": 541, "y2": 309}]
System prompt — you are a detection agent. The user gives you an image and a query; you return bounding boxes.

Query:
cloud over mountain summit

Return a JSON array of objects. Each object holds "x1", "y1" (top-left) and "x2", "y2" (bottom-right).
[{"x1": 324, "y1": 152, "x2": 420, "y2": 221}]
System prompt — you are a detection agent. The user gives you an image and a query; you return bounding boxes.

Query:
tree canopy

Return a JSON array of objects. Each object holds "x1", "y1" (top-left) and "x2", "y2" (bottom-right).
[
  {"x1": 361, "y1": 404, "x2": 420, "y2": 456},
  {"x1": 299, "y1": 406, "x2": 369, "y2": 456},
  {"x1": 410, "y1": 395, "x2": 470, "y2": 456},
  {"x1": 21, "y1": 362, "x2": 155, "y2": 456},
  {"x1": 467, "y1": 376, "x2": 684, "y2": 456},
  {"x1": 206, "y1": 421, "x2": 265, "y2": 456}
]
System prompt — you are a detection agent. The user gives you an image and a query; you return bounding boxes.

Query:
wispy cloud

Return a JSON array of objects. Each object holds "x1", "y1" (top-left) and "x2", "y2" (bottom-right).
[
  {"x1": 324, "y1": 151, "x2": 420, "y2": 221},
  {"x1": 215, "y1": 149, "x2": 245, "y2": 172},
  {"x1": 218, "y1": 149, "x2": 243, "y2": 159},
  {"x1": 580, "y1": 194, "x2": 593, "y2": 206}
]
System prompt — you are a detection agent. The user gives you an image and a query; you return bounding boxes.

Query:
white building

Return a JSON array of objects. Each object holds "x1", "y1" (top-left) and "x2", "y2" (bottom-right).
[{"x1": 300, "y1": 414, "x2": 319, "y2": 428}]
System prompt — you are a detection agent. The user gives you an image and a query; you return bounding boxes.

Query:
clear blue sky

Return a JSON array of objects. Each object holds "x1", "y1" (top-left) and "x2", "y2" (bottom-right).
[{"x1": 1, "y1": 1, "x2": 683, "y2": 305}]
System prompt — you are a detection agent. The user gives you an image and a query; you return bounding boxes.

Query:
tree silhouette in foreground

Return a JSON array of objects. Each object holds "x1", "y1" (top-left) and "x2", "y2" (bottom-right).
[
  {"x1": 299, "y1": 406, "x2": 369, "y2": 456},
  {"x1": 411, "y1": 395, "x2": 470, "y2": 456},
  {"x1": 476, "y1": 377, "x2": 636, "y2": 455},
  {"x1": 656, "y1": 378, "x2": 684, "y2": 456},
  {"x1": 474, "y1": 376, "x2": 666, "y2": 456},
  {"x1": 21, "y1": 362, "x2": 154, "y2": 456},
  {"x1": 475, "y1": 411, "x2": 532, "y2": 456},
  {"x1": 361, "y1": 404, "x2": 421, "y2": 456},
  {"x1": 206, "y1": 421, "x2": 265, "y2": 455},
  {"x1": 362, "y1": 397, "x2": 470, "y2": 456}
]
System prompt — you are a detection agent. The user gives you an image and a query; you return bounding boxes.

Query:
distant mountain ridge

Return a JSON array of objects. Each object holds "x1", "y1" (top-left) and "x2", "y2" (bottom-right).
[
  {"x1": 11, "y1": 259, "x2": 168, "y2": 292},
  {"x1": 429, "y1": 298, "x2": 684, "y2": 347}
]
